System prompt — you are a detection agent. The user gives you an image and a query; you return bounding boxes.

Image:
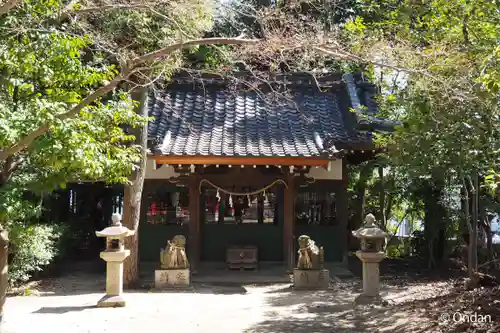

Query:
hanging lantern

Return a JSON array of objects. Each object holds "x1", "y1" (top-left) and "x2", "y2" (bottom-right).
[
  {"x1": 171, "y1": 192, "x2": 180, "y2": 207},
  {"x1": 328, "y1": 192, "x2": 335, "y2": 205},
  {"x1": 151, "y1": 202, "x2": 157, "y2": 216},
  {"x1": 214, "y1": 202, "x2": 219, "y2": 222}
]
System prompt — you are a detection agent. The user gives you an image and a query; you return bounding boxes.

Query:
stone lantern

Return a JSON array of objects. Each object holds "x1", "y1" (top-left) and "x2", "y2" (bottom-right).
[
  {"x1": 95, "y1": 213, "x2": 135, "y2": 307},
  {"x1": 352, "y1": 213, "x2": 388, "y2": 304}
]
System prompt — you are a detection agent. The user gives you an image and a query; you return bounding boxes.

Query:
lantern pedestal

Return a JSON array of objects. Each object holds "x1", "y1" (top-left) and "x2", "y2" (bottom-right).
[
  {"x1": 354, "y1": 251, "x2": 385, "y2": 305},
  {"x1": 97, "y1": 250, "x2": 130, "y2": 308}
]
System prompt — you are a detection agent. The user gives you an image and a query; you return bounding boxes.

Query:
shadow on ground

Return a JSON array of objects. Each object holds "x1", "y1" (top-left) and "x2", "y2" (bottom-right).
[
  {"x1": 245, "y1": 280, "x2": 436, "y2": 333},
  {"x1": 32, "y1": 305, "x2": 96, "y2": 314}
]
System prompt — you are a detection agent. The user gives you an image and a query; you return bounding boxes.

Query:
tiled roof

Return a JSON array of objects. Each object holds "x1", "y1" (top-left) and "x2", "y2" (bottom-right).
[
  {"x1": 147, "y1": 73, "x2": 374, "y2": 158},
  {"x1": 345, "y1": 73, "x2": 401, "y2": 132}
]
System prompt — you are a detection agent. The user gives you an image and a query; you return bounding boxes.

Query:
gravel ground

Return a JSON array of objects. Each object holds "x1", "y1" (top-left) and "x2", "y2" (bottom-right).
[{"x1": 1, "y1": 273, "x2": 455, "y2": 333}]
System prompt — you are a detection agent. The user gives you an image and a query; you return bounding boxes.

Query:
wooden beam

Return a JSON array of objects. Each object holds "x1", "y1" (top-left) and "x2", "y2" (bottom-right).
[
  {"x1": 335, "y1": 142, "x2": 377, "y2": 151},
  {"x1": 283, "y1": 173, "x2": 295, "y2": 272},
  {"x1": 150, "y1": 155, "x2": 331, "y2": 167},
  {"x1": 188, "y1": 174, "x2": 201, "y2": 273},
  {"x1": 337, "y1": 158, "x2": 349, "y2": 262}
]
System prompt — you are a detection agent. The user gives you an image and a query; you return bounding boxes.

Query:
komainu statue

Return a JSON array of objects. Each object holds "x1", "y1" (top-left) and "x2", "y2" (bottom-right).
[
  {"x1": 160, "y1": 235, "x2": 189, "y2": 269},
  {"x1": 296, "y1": 235, "x2": 324, "y2": 270}
]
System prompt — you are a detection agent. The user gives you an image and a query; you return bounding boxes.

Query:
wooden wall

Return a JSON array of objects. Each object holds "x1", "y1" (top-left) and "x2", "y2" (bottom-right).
[{"x1": 138, "y1": 166, "x2": 349, "y2": 264}]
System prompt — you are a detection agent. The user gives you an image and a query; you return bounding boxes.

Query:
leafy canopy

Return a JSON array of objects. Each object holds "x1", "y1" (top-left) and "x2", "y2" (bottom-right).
[
  {"x1": 0, "y1": 0, "x2": 215, "y2": 226},
  {"x1": 346, "y1": 0, "x2": 500, "y2": 187}
]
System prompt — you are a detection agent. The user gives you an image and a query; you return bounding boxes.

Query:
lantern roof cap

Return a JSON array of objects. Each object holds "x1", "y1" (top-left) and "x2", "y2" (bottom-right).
[
  {"x1": 96, "y1": 213, "x2": 135, "y2": 238},
  {"x1": 352, "y1": 214, "x2": 388, "y2": 239}
]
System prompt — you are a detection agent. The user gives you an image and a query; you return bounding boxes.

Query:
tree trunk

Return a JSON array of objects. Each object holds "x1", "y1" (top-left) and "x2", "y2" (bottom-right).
[
  {"x1": 378, "y1": 166, "x2": 387, "y2": 229},
  {"x1": 423, "y1": 180, "x2": 446, "y2": 268},
  {"x1": 385, "y1": 174, "x2": 395, "y2": 228},
  {"x1": 462, "y1": 175, "x2": 478, "y2": 279},
  {"x1": 122, "y1": 87, "x2": 149, "y2": 288},
  {"x1": 462, "y1": 180, "x2": 471, "y2": 273},
  {"x1": 485, "y1": 213, "x2": 493, "y2": 265},
  {"x1": 352, "y1": 162, "x2": 374, "y2": 228},
  {"x1": 469, "y1": 173, "x2": 478, "y2": 276},
  {"x1": 349, "y1": 162, "x2": 373, "y2": 251}
]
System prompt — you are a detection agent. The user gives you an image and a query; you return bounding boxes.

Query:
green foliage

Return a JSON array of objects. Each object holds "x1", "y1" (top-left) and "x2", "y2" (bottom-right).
[
  {"x1": 0, "y1": 0, "x2": 216, "y2": 228},
  {"x1": 0, "y1": 2, "x2": 153, "y2": 194},
  {"x1": 347, "y1": 1, "x2": 500, "y2": 184},
  {"x1": 1, "y1": 0, "x2": 208, "y2": 282},
  {"x1": 8, "y1": 221, "x2": 68, "y2": 285},
  {"x1": 386, "y1": 240, "x2": 409, "y2": 259},
  {"x1": 74, "y1": 0, "x2": 213, "y2": 57},
  {"x1": 341, "y1": 2, "x2": 500, "y2": 262},
  {"x1": 0, "y1": 0, "x2": 220, "y2": 284}
]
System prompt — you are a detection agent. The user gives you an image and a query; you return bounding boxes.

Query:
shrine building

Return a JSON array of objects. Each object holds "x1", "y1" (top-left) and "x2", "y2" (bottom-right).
[{"x1": 137, "y1": 71, "x2": 392, "y2": 270}]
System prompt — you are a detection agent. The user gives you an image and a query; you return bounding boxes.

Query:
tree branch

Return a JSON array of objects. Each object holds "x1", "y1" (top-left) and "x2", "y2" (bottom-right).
[
  {"x1": 63, "y1": 3, "x2": 200, "y2": 39},
  {"x1": 0, "y1": 71, "x2": 129, "y2": 162},
  {"x1": 134, "y1": 37, "x2": 259, "y2": 64},
  {"x1": 0, "y1": 37, "x2": 259, "y2": 162},
  {"x1": 75, "y1": 4, "x2": 148, "y2": 15},
  {"x1": 313, "y1": 45, "x2": 429, "y2": 76},
  {"x1": 313, "y1": 45, "x2": 480, "y2": 103},
  {"x1": 0, "y1": 155, "x2": 23, "y2": 185}
]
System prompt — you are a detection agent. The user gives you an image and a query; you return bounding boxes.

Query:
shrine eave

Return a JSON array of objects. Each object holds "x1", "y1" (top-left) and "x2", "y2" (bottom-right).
[{"x1": 148, "y1": 154, "x2": 335, "y2": 167}]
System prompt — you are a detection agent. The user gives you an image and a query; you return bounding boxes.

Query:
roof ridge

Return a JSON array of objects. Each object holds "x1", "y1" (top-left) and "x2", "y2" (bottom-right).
[{"x1": 164, "y1": 70, "x2": 355, "y2": 88}]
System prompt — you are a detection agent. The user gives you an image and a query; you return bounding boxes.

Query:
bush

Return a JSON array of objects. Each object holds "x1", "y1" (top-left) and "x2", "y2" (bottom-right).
[
  {"x1": 386, "y1": 240, "x2": 409, "y2": 258},
  {"x1": 8, "y1": 222, "x2": 68, "y2": 285}
]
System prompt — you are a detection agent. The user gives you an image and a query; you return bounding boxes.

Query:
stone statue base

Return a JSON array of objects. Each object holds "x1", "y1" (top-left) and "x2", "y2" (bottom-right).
[
  {"x1": 155, "y1": 269, "x2": 190, "y2": 289},
  {"x1": 97, "y1": 294, "x2": 126, "y2": 308},
  {"x1": 293, "y1": 269, "x2": 330, "y2": 289}
]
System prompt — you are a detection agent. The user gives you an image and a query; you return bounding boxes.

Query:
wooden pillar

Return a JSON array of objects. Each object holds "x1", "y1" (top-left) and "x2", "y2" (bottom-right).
[
  {"x1": 188, "y1": 173, "x2": 201, "y2": 273},
  {"x1": 337, "y1": 158, "x2": 349, "y2": 263},
  {"x1": 283, "y1": 174, "x2": 295, "y2": 271}
]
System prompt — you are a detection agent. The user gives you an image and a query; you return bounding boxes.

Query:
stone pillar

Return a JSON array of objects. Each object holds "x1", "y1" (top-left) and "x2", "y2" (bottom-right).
[
  {"x1": 98, "y1": 250, "x2": 130, "y2": 307},
  {"x1": 356, "y1": 251, "x2": 384, "y2": 301},
  {"x1": 106, "y1": 260, "x2": 125, "y2": 296}
]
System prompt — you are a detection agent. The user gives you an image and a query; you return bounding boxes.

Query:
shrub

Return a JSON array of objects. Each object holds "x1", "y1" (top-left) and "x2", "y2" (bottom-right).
[
  {"x1": 386, "y1": 241, "x2": 408, "y2": 258},
  {"x1": 8, "y1": 222, "x2": 68, "y2": 285}
]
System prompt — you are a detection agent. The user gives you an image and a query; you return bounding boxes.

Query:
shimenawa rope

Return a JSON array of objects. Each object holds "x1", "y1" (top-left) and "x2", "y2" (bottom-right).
[{"x1": 198, "y1": 178, "x2": 288, "y2": 196}]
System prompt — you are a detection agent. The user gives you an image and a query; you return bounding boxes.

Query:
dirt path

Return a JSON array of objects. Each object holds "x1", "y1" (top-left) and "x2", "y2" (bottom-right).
[{"x1": 2, "y1": 273, "x2": 455, "y2": 333}]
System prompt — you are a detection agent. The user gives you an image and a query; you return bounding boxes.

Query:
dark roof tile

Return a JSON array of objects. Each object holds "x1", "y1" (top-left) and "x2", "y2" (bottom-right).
[{"x1": 148, "y1": 82, "x2": 370, "y2": 158}]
